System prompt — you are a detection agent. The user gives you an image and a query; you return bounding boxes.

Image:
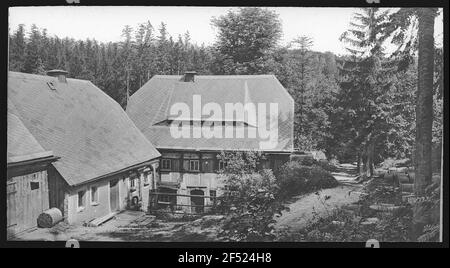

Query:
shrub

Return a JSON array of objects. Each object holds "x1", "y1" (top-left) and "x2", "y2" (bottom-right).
[
  {"x1": 316, "y1": 159, "x2": 339, "y2": 172},
  {"x1": 277, "y1": 161, "x2": 339, "y2": 198},
  {"x1": 290, "y1": 154, "x2": 337, "y2": 172},
  {"x1": 214, "y1": 151, "x2": 285, "y2": 241},
  {"x1": 217, "y1": 169, "x2": 284, "y2": 241},
  {"x1": 216, "y1": 150, "x2": 263, "y2": 175}
]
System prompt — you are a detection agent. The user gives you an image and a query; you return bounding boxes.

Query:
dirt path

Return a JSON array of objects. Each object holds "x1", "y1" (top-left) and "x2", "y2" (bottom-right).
[{"x1": 274, "y1": 164, "x2": 364, "y2": 233}]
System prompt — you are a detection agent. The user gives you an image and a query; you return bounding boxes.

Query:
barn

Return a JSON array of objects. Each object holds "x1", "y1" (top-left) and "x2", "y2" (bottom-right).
[
  {"x1": 7, "y1": 109, "x2": 58, "y2": 238},
  {"x1": 8, "y1": 70, "x2": 161, "y2": 227}
]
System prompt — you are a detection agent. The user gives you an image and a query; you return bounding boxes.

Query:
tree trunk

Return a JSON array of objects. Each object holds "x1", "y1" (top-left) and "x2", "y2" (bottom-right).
[
  {"x1": 363, "y1": 137, "x2": 375, "y2": 178},
  {"x1": 412, "y1": 8, "x2": 437, "y2": 241},
  {"x1": 360, "y1": 146, "x2": 367, "y2": 177},
  {"x1": 414, "y1": 8, "x2": 435, "y2": 196}
]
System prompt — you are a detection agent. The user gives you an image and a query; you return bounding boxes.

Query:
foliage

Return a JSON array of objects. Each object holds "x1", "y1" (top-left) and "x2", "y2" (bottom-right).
[
  {"x1": 280, "y1": 171, "x2": 441, "y2": 242},
  {"x1": 418, "y1": 224, "x2": 440, "y2": 242},
  {"x1": 277, "y1": 161, "x2": 339, "y2": 198},
  {"x1": 214, "y1": 151, "x2": 284, "y2": 241},
  {"x1": 211, "y1": 7, "x2": 282, "y2": 75},
  {"x1": 275, "y1": 47, "x2": 339, "y2": 151},
  {"x1": 330, "y1": 8, "x2": 397, "y2": 176},
  {"x1": 411, "y1": 180, "x2": 441, "y2": 240},
  {"x1": 280, "y1": 178, "x2": 414, "y2": 242},
  {"x1": 298, "y1": 206, "x2": 413, "y2": 242},
  {"x1": 216, "y1": 150, "x2": 263, "y2": 176}
]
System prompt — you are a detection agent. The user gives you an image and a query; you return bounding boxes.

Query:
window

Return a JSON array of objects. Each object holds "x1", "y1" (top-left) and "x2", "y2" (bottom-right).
[
  {"x1": 46, "y1": 81, "x2": 56, "y2": 90},
  {"x1": 202, "y1": 159, "x2": 214, "y2": 173},
  {"x1": 209, "y1": 190, "x2": 217, "y2": 204},
  {"x1": 161, "y1": 159, "x2": 172, "y2": 170},
  {"x1": 130, "y1": 178, "x2": 136, "y2": 188},
  {"x1": 189, "y1": 160, "x2": 200, "y2": 172},
  {"x1": 30, "y1": 181, "x2": 40, "y2": 190},
  {"x1": 209, "y1": 190, "x2": 217, "y2": 198},
  {"x1": 209, "y1": 190, "x2": 217, "y2": 202},
  {"x1": 91, "y1": 186, "x2": 98, "y2": 204},
  {"x1": 143, "y1": 172, "x2": 150, "y2": 186},
  {"x1": 159, "y1": 195, "x2": 170, "y2": 203},
  {"x1": 78, "y1": 190, "x2": 86, "y2": 209},
  {"x1": 218, "y1": 160, "x2": 227, "y2": 170}
]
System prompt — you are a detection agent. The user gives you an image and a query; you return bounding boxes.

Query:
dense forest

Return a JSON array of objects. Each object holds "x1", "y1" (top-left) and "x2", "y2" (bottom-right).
[{"x1": 8, "y1": 7, "x2": 443, "y2": 175}]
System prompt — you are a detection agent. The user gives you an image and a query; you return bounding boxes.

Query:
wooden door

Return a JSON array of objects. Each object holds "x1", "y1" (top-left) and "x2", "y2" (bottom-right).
[
  {"x1": 110, "y1": 179, "x2": 119, "y2": 212},
  {"x1": 8, "y1": 171, "x2": 49, "y2": 237}
]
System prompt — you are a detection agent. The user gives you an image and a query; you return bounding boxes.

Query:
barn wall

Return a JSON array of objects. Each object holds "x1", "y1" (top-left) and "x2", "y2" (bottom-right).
[
  {"x1": 66, "y1": 173, "x2": 129, "y2": 224},
  {"x1": 63, "y1": 160, "x2": 159, "y2": 224},
  {"x1": 160, "y1": 171, "x2": 224, "y2": 213},
  {"x1": 7, "y1": 169, "x2": 49, "y2": 237},
  {"x1": 157, "y1": 150, "x2": 290, "y2": 213},
  {"x1": 47, "y1": 165, "x2": 68, "y2": 218}
]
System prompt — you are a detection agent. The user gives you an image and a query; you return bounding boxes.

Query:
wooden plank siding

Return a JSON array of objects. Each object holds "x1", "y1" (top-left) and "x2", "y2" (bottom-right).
[
  {"x1": 7, "y1": 170, "x2": 50, "y2": 238},
  {"x1": 47, "y1": 165, "x2": 69, "y2": 217}
]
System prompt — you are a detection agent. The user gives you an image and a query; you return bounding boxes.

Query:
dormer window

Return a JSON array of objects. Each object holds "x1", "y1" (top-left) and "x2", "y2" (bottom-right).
[{"x1": 47, "y1": 81, "x2": 56, "y2": 90}]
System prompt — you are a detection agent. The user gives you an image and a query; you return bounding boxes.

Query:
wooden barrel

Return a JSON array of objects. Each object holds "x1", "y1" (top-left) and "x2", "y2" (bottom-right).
[{"x1": 37, "y1": 208, "x2": 63, "y2": 228}]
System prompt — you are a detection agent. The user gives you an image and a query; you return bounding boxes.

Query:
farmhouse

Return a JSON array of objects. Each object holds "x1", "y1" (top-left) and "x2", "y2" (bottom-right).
[
  {"x1": 8, "y1": 70, "x2": 161, "y2": 225},
  {"x1": 7, "y1": 108, "x2": 58, "y2": 237},
  {"x1": 126, "y1": 72, "x2": 294, "y2": 213}
]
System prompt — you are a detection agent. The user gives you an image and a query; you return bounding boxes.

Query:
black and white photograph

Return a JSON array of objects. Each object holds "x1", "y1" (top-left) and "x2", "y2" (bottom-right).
[{"x1": 4, "y1": 1, "x2": 447, "y2": 248}]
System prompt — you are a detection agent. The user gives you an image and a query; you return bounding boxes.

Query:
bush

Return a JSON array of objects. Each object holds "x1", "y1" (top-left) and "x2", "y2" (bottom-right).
[
  {"x1": 290, "y1": 155, "x2": 337, "y2": 172},
  {"x1": 214, "y1": 151, "x2": 285, "y2": 241},
  {"x1": 217, "y1": 169, "x2": 284, "y2": 241},
  {"x1": 292, "y1": 207, "x2": 413, "y2": 242},
  {"x1": 316, "y1": 159, "x2": 339, "y2": 172},
  {"x1": 277, "y1": 161, "x2": 339, "y2": 198}
]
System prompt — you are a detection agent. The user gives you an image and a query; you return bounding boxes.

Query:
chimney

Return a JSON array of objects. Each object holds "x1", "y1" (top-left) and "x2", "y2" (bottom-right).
[
  {"x1": 46, "y1": 69, "x2": 68, "y2": 83},
  {"x1": 182, "y1": 71, "x2": 197, "y2": 82}
]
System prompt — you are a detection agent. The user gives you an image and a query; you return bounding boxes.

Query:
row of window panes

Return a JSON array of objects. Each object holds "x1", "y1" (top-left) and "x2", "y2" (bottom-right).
[
  {"x1": 77, "y1": 186, "x2": 98, "y2": 209},
  {"x1": 161, "y1": 159, "x2": 227, "y2": 172}
]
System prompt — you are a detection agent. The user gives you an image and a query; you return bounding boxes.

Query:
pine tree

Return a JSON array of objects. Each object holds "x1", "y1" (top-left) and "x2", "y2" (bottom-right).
[
  {"x1": 9, "y1": 24, "x2": 26, "y2": 72},
  {"x1": 290, "y1": 36, "x2": 314, "y2": 149},
  {"x1": 156, "y1": 22, "x2": 171, "y2": 74},
  {"x1": 338, "y1": 8, "x2": 392, "y2": 177},
  {"x1": 23, "y1": 24, "x2": 44, "y2": 74}
]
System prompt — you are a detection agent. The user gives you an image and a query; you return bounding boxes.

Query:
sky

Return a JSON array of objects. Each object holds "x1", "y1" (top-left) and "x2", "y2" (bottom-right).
[{"x1": 9, "y1": 6, "x2": 444, "y2": 56}]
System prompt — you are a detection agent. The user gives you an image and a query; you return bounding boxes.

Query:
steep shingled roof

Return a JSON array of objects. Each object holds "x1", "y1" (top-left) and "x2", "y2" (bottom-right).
[
  {"x1": 8, "y1": 72, "x2": 161, "y2": 186},
  {"x1": 7, "y1": 103, "x2": 54, "y2": 164},
  {"x1": 127, "y1": 75, "x2": 294, "y2": 152}
]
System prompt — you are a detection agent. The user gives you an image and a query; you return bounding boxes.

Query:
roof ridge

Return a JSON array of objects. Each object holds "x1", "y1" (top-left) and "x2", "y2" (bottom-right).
[
  {"x1": 153, "y1": 74, "x2": 276, "y2": 79},
  {"x1": 8, "y1": 71, "x2": 91, "y2": 83}
]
